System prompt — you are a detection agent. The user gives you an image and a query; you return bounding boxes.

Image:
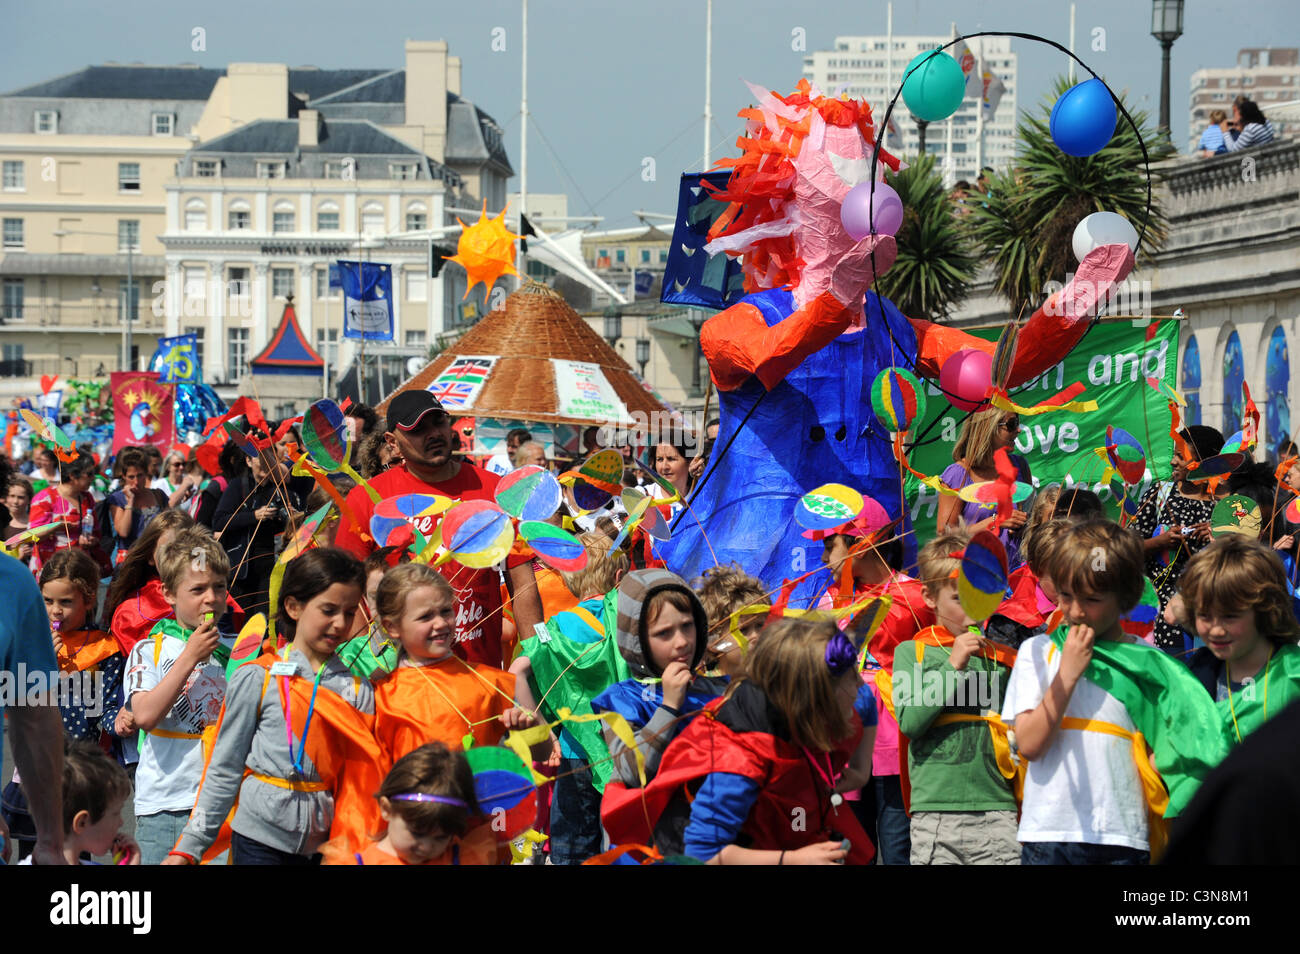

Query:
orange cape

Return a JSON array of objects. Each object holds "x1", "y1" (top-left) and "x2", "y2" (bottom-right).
[{"x1": 373, "y1": 659, "x2": 516, "y2": 764}]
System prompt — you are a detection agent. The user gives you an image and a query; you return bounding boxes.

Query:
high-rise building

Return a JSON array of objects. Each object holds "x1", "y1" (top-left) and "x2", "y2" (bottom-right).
[
  {"x1": 1188, "y1": 48, "x2": 1299, "y2": 153},
  {"x1": 802, "y1": 34, "x2": 1017, "y2": 186}
]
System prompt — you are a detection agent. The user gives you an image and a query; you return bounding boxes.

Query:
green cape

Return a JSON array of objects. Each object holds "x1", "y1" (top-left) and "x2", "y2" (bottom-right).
[{"x1": 1217, "y1": 641, "x2": 1300, "y2": 744}]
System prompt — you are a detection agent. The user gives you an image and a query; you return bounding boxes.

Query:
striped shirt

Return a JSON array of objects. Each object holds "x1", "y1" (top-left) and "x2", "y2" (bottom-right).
[{"x1": 1224, "y1": 121, "x2": 1276, "y2": 151}]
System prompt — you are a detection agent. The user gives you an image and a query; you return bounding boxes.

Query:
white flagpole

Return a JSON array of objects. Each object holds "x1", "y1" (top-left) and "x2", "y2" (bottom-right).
[
  {"x1": 945, "y1": 21, "x2": 955, "y2": 187},
  {"x1": 975, "y1": 34, "x2": 985, "y2": 177},
  {"x1": 703, "y1": 0, "x2": 712, "y2": 171},
  {"x1": 1069, "y1": 4, "x2": 1077, "y2": 84},
  {"x1": 517, "y1": 0, "x2": 528, "y2": 290},
  {"x1": 322, "y1": 276, "x2": 329, "y2": 399},
  {"x1": 884, "y1": 2, "x2": 893, "y2": 152}
]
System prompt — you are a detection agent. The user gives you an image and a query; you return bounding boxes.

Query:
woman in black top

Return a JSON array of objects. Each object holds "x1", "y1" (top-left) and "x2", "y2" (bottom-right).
[
  {"x1": 212, "y1": 445, "x2": 311, "y2": 618},
  {"x1": 194, "y1": 440, "x2": 248, "y2": 531}
]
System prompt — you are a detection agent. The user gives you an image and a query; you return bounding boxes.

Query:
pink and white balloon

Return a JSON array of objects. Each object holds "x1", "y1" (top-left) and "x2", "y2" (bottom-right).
[{"x1": 840, "y1": 181, "x2": 904, "y2": 240}]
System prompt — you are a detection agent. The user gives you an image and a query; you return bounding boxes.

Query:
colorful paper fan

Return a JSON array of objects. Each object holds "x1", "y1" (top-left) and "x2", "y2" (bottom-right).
[
  {"x1": 303, "y1": 399, "x2": 378, "y2": 501},
  {"x1": 1120, "y1": 578, "x2": 1160, "y2": 642},
  {"x1": 518, "y1": 520, "x2": 589, "y2": 572},
  {"x1": 956, "y1": 480, "x2": 1034, "y2": 505},
  {"x1": 464, "y1": 745, "x2": 537, "y2": 842},
  {"x1": 639, "y1": 502, "x2": 671, "y2": 540},
  {"x1": 1287, "y1": 497, "x2": 1300, "y2": 524},
  {"x1": 1105, "y1": 426, "x2": 1147, "y2": 486},
  {"x1": 957, "y1": 530, "x2": 1010, "y2": 623},
  {"x1": 222, "y1": 421, "x2": 261, "y2": 459},
  {"x1": 1146, "y1": 375, "x2": 1186, "y2": 407},
  {"x1": 4, "y1": 522, "x2": 62, "y2": 547},
  {"x1": 561, "y1": 448, "x2": 624, "y2": 495},
  {"x1": 278, "y1": 503, "x2": 335, "y2": 564},
  {"x1": 870, "y1": 367, "x2": 927, "y2": 434},
  {"x1": 1221, "y1": 430, "x2": 1245, "y2": 455},
  {"x1": 570, "y1": 477, "x2": 614, "y2": 513},
  {"x1": 20, "y1": 408, "x2": 72, "y2": 451},
  {"x1": 436, "y1": 500, "x2": 515, "y2": 569},
  {"x1": 1112, "y1": 482, "x2": 1140, "y2": 520},
  {"x1": 990, "y1": 321, "x2": 1020, "y2": 393},
  {"x1": 225, "y1": 613, "x2": 268, "y2": 679},
  {"x1": 633, "y1": 458, "x2": 681, "y2": 501},
  {"x1": 370, "y1": 494, "x2": 454, "y2": 551},
  {"x1": 1187, "y1": 452, "x2": 1245, "y2": 483},
  {"x1": 495, "y1": 465, "x2": 563, "y2": 521},
  {"x1": 795, "y1": 483, "x2": 865, "y2": 532},
  {"x1": 1211, "y1": 494, "x2": 1262, "y2": 539},
  {"x1": 609, "y1": 489, "x2": 656, "y2": 550}
]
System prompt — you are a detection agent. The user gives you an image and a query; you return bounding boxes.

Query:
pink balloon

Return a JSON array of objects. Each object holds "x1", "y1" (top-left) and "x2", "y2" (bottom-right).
[
  {"x1": 840, "y1": 181, "x2": 904, "y2": 240},
  {"x1": 939, "y1": 348, "x2": 993, "y2": 412}
]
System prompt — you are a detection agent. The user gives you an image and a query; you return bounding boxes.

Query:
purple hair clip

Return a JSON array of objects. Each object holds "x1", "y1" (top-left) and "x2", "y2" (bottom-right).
[
  {"x1": 390, "y1": 793, "x2": 468, "y2": 807},
  {"x1": 824, "y1": 632, "x2": 859, "y2": 675}
]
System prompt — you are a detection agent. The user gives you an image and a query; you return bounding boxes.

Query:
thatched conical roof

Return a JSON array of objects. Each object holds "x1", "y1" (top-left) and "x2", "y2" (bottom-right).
[{"x1": 378, "y1": 282, "x2": 672, "y2": 427}]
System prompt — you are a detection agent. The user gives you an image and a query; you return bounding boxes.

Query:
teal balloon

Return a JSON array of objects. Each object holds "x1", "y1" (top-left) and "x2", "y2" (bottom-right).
[{"x1": 901, "y1": 50, "x2": 966, "y2": 122}]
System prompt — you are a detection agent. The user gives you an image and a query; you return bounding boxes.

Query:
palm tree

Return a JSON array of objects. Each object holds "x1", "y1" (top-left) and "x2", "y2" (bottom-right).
[
  {"x1": 874, "y1": 153, "x2": 979, "y2": 321},
  {"x1": 965, "y1": 77, "x2": 1175, "y2": 319}
]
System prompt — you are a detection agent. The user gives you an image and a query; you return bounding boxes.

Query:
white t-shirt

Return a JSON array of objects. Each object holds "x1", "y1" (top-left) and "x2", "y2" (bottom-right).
[
  {"x1": 485, "y1": 453, "x2": 512, "y2": 476},
  {"x1": 1001, "y1": 634, "x2": 1148, "y2": 851},
  {"x1": 125, "y1": 630, "x2": 234, "y2": 816}
]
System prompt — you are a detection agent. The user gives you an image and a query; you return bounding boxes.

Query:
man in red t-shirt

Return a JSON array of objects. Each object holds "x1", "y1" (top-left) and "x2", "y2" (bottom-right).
[{"x1": 333, "y1": 391, "x2": 543, "y2": 668}]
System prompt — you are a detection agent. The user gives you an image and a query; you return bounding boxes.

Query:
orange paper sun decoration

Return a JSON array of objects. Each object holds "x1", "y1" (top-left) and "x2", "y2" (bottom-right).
[{"x1": 446, "y1": 201, "x2": 520, "y2": 299}]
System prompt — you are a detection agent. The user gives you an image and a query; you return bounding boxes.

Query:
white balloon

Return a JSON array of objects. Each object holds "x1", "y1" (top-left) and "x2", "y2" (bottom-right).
[{"x1": 1072, "y1": 211, "x2": 1139, "y2": 263}]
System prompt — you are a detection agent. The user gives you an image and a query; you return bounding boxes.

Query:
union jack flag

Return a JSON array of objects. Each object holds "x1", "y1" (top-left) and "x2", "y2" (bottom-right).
[{"x1": 428, "y1": 380, "x2": 477, "y2": 407}]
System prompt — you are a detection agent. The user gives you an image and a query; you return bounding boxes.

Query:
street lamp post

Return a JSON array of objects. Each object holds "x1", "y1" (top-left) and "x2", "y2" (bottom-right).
[
  {"x1": 635, "y1": 337, "x2": 650, "y2": 378},
  {"x1": 603, "y1": 305, "x2": 623, "y2": 348},
  {"x1": 1151, "y1": 0, "x2": 1185, "y2": 140}
]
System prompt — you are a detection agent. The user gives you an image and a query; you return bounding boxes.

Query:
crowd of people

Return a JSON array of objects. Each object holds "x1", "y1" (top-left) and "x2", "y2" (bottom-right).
[{"x1": 2, "y1": 388, "x2": 1298, "y2": 867}]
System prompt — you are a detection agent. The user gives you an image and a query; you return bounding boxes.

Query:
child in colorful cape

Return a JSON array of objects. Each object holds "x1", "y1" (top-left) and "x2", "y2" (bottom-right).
[
  {"x1": 323, "y1": 742, "x2": 503, "y2": 865},
  {"x1": 1176, "y1": 536, "x2": 1300, "y2": 744},
  {"x1": 1, "y1": 548, "x2": 128, "y2": 860},
  {"x1": 590, "y1": 568, "x2": 728, "y2": 788},
  {"x1": 510, "y1": 531, "x2": 630, "y2": 865},
  {"x1": 167, "y1": 547, "x2": 385, "y2": 865},
  {"x1": 815, "y1": 500, "x2": 931, "y2": 866},
  {"x1": 1002, "y1": 519, "x2": 1227, "y2": 865},
  {"x1": 891, "y1": 529, "x2": 1020, "y2": 865},
  {"x1": 121, "y1": 528, "x2": 237, "y2": 865},
  {"x1": 16, "y1": 741, "x2": 140, "y2": 865},
  {"x1": 372, "y1": 562, "x2": 539, "y2": 766},
  {"x1": 338, "y1": 546, "x2": 403, "y2": 681},
  {"x1": 602, "y1": 617, "x2": 876, "y2": 864}
]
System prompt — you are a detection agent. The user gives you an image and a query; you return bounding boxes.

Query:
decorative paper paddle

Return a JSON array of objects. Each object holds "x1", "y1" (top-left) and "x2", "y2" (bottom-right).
[
  {"x1": 434, "y1": 500, "x2": 515, "y2": 569},
  {"x1": 369, "y1": 494, "x2": 454, "y2": 550},
  {"x1": 278, "y1": 503, "x2": 335, "y2": 565},
  {"x1": 463, "y1": 745, "x2": 538, "y2": 843},
  {"x1": 956, "y1": 530, "x2": 1011, "y2": 623},
  {"x1": 1102, "y1": 426, "x2": 1147, "y2": 486},
  {"x1": 518, "y1": 520, "x2": 589, "y2": 572},
  {"x1": 957, "y1": 480, "x2": 1035, "y2": 506},
  {"x1": 1211, "y1": 495, "x2": 1262, "y2": 539},
  {"x1": 303, "y1": 399, "x2": 380, "y2": 502},
  {"x1": 225, "y1": 613, "x2": 268, "y2": 679},
  {"x1": 870, "y1": 367, "x2": 927, "y2": 435},
  {"x1": 20, "y1": 408, "x2": 78, "y2": 462},
  {"x1": 560, "y1": 449, "x2": 626, "y2": 513},
  {"x1": 222, "y1": 420, "x2": 262, "y2": 459},
  {"x1": 794, "y1": 483, "x2": 865, "y2": 533},
  {"x1": 495, "y1": 465, "x2": 563, "y2": 521},
  {"x1": 1187, "y1": 452, "x2": 1245, "y2": 483},
  {"x1": 1146, "y1": 375, "x2": 1186, "y2": 406}
]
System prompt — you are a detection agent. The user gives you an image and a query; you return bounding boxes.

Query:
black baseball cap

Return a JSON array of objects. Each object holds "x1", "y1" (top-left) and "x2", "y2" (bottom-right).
[{"x1": 386, "y1": 390, "x2": 448, "y2": 432}]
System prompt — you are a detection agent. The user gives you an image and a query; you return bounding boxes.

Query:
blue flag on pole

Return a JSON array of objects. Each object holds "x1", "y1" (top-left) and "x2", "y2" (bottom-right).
[
  {"x1": 337, "y1": 260, "x2": 396, "y2": 341},
  {"x1": 661, "y1": 171, "x2": 746, "y2": 311},
  {"x1": 148, "y1": 334, "x2": 201, "y2": 383}
]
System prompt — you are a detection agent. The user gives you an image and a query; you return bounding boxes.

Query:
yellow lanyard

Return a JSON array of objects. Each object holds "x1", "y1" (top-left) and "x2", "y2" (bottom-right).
[{"x1": 1225, "y1": 648, "x2": 1273, "y2": 744}]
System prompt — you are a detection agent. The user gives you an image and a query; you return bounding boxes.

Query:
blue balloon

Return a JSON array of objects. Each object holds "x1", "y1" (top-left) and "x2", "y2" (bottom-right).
[{"x1": 1050, "y1": 78, "x2": 1117, "y2": 157}]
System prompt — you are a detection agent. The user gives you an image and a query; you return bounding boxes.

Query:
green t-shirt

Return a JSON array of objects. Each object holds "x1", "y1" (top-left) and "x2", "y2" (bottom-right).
[{"x1": 893, "y1": 635, "x2": 1016, "y2": 813}]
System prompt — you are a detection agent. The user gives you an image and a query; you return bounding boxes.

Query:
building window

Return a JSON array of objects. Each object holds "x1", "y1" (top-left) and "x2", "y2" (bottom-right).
[
  {"x1": 315, "y1": 328, "x2": 339, "y2": 372},
  {"x1": 1, "y1": 343, "x2": 25, "y2": 376},
  {"x1": 615, "y1": 249, "x2": 625, "y2": 265},
  {"x1": 2, "y1": 161, "x2": 23, "y2": 191},
  {"x1": 316, "y1": 209, "x2": 340, "y2": 231},
  {"x1": 118, "y1": 220, "x2": 140, "y2": 252},
  {"x1": 2, "y1": 218, "x2": 22, "y2": 250},
  {"x1": 2, "y1": 279, "x2": 22, "y2": 320},
  {"x1": 183, "y1": 325, "x2": 205, "y2": 371},
  {"x1": 118, "y1": 162, "x2": 141, "y2": 193},
  {"x1": 118, "y1": 279, "x2": 140, "y2": 323},
  {"x1": 405, "y1": 271, "x2": 427, "y2": 302},
  {"x1": 361, "y1": 208, "x2": 385, "y2": 234},
  {"x1": 323, "y1": 160, "x2": 351, "y2": 180},
  {"x1": 228, "y1": 328, "x2": 250, "y2": 380},
  {"x1": 405, "y1": 212, "x2": 427, "y2": 232},
  {"x1": 256, "y1": 161, "x2": 287, "y2": 179},
  {"x1": 640, "y1": 248, "x2": 651, "y2": 264},
  {"x1": 315, "y1": 267, "x2": 338, "y2": 300},
  {"x1": 228, "y1": 266, "x2": 250, "y2": 299},
  {"x1": 272, "y1": 211, "x2": 295, "y2": 234},
  {"x1": 390, "y1": 162, "x2": 417, "y2": 180},
  {"x1": 271, "y1": 267, "x2": 294, "y2": 299},
  {"x1": 658, "y1": 248, "x2": 668, "y2": 263},
  {"x1": 152, "y1": 113, "x2": 174, "y2": 136},
  {"x1": 195, "y1": 159, "x2": 219, "y2": 178},
  {"x1": 228, "y1": 208, "x2": 250, "y2": 230},
  {"x1": 184, "y1": 202, "x2": 207, "y2": 231},
  {"x1": 34, "y1": 110, "x2": 57, "y2": 134},
  {"x1": 405, "y1": 330, "x2": 427, "y2": 349}
]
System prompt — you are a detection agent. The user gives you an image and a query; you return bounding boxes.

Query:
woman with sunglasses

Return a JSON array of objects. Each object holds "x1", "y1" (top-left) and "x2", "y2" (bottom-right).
[{"x1": 936, "y1": 407, "x2": 1032, "y2": 565}]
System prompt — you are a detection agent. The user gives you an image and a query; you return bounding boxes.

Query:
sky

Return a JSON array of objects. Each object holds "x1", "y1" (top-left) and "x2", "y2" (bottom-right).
[{"x1": 3, "y1": 0, "x2": 1295, "y2": 230}]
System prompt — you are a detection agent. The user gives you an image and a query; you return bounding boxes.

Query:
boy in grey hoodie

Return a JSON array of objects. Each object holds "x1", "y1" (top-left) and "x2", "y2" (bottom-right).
[{"x1": 591, "y1": 568, "x2": 727, "y2": 787}]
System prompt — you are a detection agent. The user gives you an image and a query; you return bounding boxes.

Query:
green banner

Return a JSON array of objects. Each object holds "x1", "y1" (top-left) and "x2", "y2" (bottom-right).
[{"x1": 904, "y1": 319, "x2": 1179, "y2": 551}]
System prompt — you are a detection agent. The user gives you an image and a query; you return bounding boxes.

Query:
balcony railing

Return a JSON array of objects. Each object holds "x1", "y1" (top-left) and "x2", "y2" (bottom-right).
[{"x1": 0, "y1": 302, "x2": 166, "y2": 330}]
